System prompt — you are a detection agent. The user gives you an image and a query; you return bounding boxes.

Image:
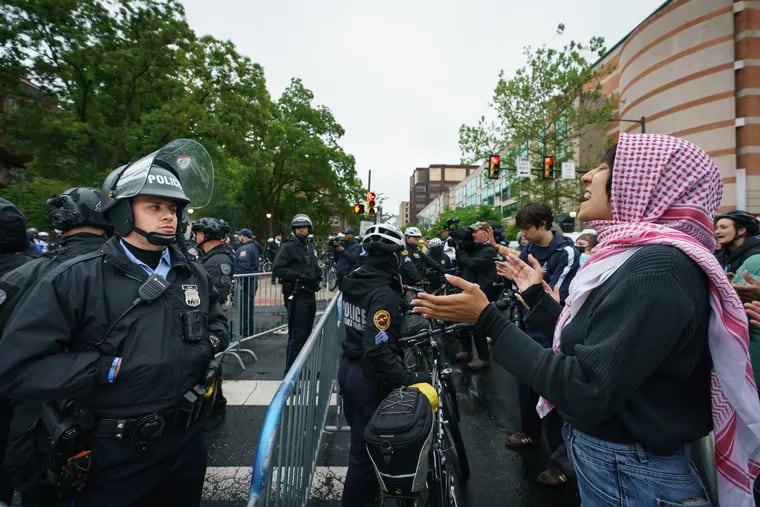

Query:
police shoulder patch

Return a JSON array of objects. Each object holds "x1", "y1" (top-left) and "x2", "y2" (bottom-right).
[
  {"x1": 220, "y1": 263, "x2": 232, "y2": 275},
  {"x1": 401, "y1": 249, "x2": 408, "y2": 256},
  {"x1": 373, "y1": 309, "x2": 391, "y2": 331},
  {"x1": 239, "y1": 250, "x2": 247, "y2": 257}
]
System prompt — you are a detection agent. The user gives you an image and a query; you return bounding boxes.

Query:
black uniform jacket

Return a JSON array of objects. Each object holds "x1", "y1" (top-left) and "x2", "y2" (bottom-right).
[
  {"x1": 272, "y1": 235, "x2": 321, "y2": 292},
  {"x1": 340, "y1": 258, "x2": 416, "y2": 389},
  {"x1": 0, "y1": 233, "x2": 107, "y2": 333},
  {"x1": 0, "y1": 236, "x2": 229, "y2": 418},
  {"x1": 200, "y1": 242, "x2": 235, "y2": 301}
]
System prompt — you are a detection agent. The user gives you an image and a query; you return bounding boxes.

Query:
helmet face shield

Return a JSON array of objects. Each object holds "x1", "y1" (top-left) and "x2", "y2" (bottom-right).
[{"x1": 105, "y1": 139, "x2": 214, "y2": 209}]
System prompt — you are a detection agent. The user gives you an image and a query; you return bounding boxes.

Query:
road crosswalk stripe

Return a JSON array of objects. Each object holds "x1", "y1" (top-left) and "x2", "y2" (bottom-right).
[
  {"x1": 203, "y1": 465, "x2": 347, "y2": 501},
  {"x1": 222, "y1": 379, "x2": 339, "y2": 407}
]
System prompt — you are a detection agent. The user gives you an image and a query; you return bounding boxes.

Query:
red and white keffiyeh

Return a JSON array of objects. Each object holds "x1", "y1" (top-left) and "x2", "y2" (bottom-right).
[{"x1": 537, "y1": 133, "x2": 760, "y2": 506}]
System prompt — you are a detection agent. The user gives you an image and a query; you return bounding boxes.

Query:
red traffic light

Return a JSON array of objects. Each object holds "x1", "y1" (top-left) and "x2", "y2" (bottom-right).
[{"x1": 490, "y1": 155, "x2": 500, "y2": 165}]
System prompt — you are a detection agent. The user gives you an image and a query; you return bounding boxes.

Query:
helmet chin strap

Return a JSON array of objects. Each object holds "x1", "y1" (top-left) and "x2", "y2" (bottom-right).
[{"x1": 134, "y1": 226, "x2": 176, "y2": 246}]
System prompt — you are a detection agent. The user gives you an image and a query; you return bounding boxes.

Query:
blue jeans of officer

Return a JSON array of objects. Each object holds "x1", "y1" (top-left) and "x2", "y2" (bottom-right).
[
  {"x1": 562, "y1": 424, "x2": 711, "y2": 506},
  {"x1": 339, "y1": 357, "x2": 387, "y2": 507},
  {"x1": 61, "y1": 421, "x2": 207, "y2": 507}
]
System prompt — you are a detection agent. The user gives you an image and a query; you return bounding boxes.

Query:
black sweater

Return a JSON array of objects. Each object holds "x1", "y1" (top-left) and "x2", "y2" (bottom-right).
[{"x1": 476, "y1": 245, "x2": 712, "y2": 455}]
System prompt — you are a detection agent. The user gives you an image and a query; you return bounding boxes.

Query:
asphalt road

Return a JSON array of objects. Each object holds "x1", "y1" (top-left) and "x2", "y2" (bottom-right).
[{"x1": 201, "y1": 319, "x2": 581, "y2": 507}]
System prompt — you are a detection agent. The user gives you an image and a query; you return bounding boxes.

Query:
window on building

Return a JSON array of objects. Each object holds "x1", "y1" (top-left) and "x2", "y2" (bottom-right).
[{"x1": 415, "y1": 184, "x2": 426, "y2": 193}]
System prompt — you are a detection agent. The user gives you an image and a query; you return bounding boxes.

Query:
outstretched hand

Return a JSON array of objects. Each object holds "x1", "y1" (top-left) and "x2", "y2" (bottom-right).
[
  {"x1": 733, "y1": 270, "x2": 760, "y2": 304},
  {"x1": 496, "y1": 254, "x2": 544, "y2": 292},
  {"x1": 412, "y1": 274, "x2": 489, "y2": 324}
]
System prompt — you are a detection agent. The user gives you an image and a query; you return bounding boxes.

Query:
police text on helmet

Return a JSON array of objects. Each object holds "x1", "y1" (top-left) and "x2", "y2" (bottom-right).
[{"x1": 147, "y1": 174, "x2": 182, "y2": 188}]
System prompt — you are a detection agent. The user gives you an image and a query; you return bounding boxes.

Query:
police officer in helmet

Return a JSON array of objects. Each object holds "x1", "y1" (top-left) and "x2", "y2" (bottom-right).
[
  {"x1": 0, "y1": 140, "x2": 228, "y2": 507},
  {"x1": 190, "y1": 217, "x2": 234, "y2": 429},
  {"x1": 339, "y1": 223, "x2": 429, "y2": 507},
  {"x1": 0, "y1": 187, "x2": 110, "y2": 506},
  {"x1": 272, "y1": 213, "x2": 322, "y2": 373}
]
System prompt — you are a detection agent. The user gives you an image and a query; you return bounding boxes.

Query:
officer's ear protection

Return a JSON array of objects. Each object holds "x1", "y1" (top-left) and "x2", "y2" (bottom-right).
[{"x1": 46, "y1": 194, "x2": 81, "y2": 231}]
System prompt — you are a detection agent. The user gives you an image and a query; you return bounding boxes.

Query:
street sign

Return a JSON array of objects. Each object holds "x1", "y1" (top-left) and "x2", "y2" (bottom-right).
[
  {"x1": 516, "y1": 159, "x2": 531, "y2": 178},
  {"x1": 561, "y1": 161, "x2": 576, "y2": 180},
  {"x1": 359, "y1": 220, "x2": 375, "y2": 237}
]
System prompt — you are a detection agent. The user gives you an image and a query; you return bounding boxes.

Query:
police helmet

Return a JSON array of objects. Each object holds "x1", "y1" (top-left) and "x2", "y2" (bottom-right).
[
  {"x1": 102, "y1": 165, "x2": 191, "y2": 242},
  {"x1": 290, "y1": 214, "x2": 313, "y2": 231},
  {"x1": 0, "y1": 198, "x2": 28, "y2": 254},
  {"x1": 362, "y1": 224, "x2": 405, "y2": 254},
  {"x1": 404, "y1": 226, "x2": 422, "y2": 237},
  {"x1": 26, "y1": 227, "x2": 38, "y2": 240},
  {"x1": 428, "y1": 238, "x2": 443, "y2": 248},
  {"x1": 46, "y1": 187, "x2": 110, "y2": 232},
  {"x1": 191, "y1": 217, "x2": 230, "y2": 241},
  {"x1": 715, "y1": 209, "x2": 760, "y2": 237}
]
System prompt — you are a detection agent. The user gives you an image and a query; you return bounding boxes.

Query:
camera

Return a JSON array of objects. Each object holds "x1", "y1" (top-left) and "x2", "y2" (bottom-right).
[
  {"x1": 328, "y1": 236, "x2": 344, "y2": 249},
  {"x1": 444, "y1": 217, "x2": 460, "y2": 230}
]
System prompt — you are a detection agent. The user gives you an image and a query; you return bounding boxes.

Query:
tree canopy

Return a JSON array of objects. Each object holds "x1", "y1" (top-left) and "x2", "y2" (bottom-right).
[
  {"x1": 0, "y1": 0, "x2": 362, "y2": 236},
  {"x1": 458, "y1": 24, "x2": 616, "y2": 213}
]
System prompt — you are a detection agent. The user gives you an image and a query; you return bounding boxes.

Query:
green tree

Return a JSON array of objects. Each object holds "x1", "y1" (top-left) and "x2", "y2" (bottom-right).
[
  {"x1": 0, "y1": 0, "x2": 360, "y2": 235},
  {"x1": 425, "y1": 205, "x2": 503, "y2": 239},
  {"x1": 243, "y1": 78, "x2": 362, "y2": 238},
  {"x1": 459, "y1": 24, "x2": 616, "y2": 212}
]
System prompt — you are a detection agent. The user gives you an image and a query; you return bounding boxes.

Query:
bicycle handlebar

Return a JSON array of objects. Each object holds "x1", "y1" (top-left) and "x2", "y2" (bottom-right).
[{"x1": 399, "y1": 322, "x2": 471, "y2": 345}]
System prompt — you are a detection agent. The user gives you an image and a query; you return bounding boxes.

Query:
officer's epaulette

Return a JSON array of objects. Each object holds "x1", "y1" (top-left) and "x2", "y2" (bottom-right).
[{"x1": 41, "y1": 249, "x2": 106, "y2": 283}]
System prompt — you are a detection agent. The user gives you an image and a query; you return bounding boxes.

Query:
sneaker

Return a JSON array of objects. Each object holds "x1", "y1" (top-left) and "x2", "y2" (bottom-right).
[
  {"x1": 467, "y1": 358, "x2": 491, "y2": 371},
  {"x1": 455, "y1": 351, "x2": 472, "y2": 361},
  {"x1": 504, "y1": 432, "x2": 537, "y2": 449},
  {"x1": 536, "y1": 465, "x2": 568, "y2": 486}
]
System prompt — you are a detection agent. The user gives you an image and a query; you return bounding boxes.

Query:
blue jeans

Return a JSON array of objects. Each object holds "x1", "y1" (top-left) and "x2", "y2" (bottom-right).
[{"x1": 562, "y1": 425, "x2": 711, "y2": 506}]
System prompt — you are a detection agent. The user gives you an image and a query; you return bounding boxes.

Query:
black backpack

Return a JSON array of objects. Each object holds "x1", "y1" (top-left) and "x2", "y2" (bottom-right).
[{"x1": 364, "y1": 387, "x2": 434, "y2": 495}]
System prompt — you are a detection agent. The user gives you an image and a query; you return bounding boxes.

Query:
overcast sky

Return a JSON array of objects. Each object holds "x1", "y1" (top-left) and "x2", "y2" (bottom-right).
[{"x1": 180, "y1": 0, "x2": 666, "y2": 216}]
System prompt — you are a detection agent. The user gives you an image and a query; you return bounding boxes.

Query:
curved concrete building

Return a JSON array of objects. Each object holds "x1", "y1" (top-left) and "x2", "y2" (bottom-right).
[{"x1": 594, "y1": 0, "x2": 760, "y2": 211}]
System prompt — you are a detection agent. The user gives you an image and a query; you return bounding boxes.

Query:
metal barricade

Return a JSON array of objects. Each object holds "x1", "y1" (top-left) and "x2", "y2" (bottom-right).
[
  {"x1": 219, "y1": 272, "x2": 336, "y2": 370},
  {"x1": 247, "y1": 293, "x2": 343, "y2": 507}
]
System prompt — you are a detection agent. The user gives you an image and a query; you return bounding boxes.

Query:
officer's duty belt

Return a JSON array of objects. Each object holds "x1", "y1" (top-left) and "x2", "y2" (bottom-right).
[{"x1": 94, "y1": 408, "x2": 200, "y2": 440}]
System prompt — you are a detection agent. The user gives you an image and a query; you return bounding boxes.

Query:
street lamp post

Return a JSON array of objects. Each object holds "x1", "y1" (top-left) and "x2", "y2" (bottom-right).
[
  {"x1": 609, "y1": 115, "x2": 646, "y2": 133},
  {"x1": 266, "y1": 213, "x2": 272, "y2": 238},
  {"x1": 569, "y1": 211, "x2": 578, "y2": 232}
]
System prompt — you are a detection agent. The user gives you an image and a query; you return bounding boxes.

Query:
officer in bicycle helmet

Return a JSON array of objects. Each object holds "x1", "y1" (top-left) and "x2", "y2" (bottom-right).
[
  {"x1": 339, "y1": 223, "x2": 430, "y2": 507},
  {"x1": 714, "y1": 209, "x2": 760, "y2": 275},
  {"x1": 272, "y1": 213, "x2": 322, "y2": 373},
  {"x1": 426, "y1": 237, "x2": 453, "y2": 292},
  {"x1": 402, "y1": 226, "x2": 442, "y2": 287}
]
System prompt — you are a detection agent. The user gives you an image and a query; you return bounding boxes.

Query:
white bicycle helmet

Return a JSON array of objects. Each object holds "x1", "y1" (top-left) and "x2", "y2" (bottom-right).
[
  {"x1": 428, "y1": 238, "x2": 443, "y2": 248},
  {"x1": 363, "y1": 224, "x2": 405, "y2": 253},
  {"x1": 404, "y1": 226, "x2": 422, "y2": 237}
]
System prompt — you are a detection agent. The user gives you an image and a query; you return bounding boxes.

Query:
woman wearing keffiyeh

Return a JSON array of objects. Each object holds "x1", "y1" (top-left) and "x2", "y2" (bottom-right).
[{"x1": 412, "y1": 133, "x2": 760, "y2": 506}]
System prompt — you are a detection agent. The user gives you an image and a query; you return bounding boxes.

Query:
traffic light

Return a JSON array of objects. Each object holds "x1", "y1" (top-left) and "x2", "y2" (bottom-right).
[
  {"x1": 366, "y1": 191, "x2": 377, "y2": 216},
  {"x1": 543, "y1": 156, "x2": 555, "y2": 179},
  {"x1": 488, "y1": 154, "x2": 501, "y2": 179},
  {"x1": 352, "y1": 203, "x2": 365, "y2": 215}
]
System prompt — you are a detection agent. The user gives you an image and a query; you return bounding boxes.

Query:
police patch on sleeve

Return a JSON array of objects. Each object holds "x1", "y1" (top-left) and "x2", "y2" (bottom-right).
[
  {"x1": 373, "y1": 310, "x2": 391, "y2": 331},
  {"x1": 239, "y1": 250, "x2": 247, "y2": 257},
  {"x1": 375, "y1": 330, "x2": 389, "y2": 345},
  {"x1": 182, "y1": 284, "x2": 201, "y2": 307},
  {"x1": 220, "y1": 263, "x2": 232, "y2": 275}
]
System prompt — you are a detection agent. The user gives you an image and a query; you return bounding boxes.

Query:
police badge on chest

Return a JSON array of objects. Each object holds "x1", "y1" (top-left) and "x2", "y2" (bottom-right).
[{"x1": 182, "y1": 285, "x2": 201, "y2": 307}]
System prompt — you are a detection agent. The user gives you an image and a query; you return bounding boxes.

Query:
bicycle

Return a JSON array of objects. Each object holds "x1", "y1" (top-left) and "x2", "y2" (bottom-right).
[
  {"x1": 379, "y1": 321, "x2": 471, "y2": 507},
  {"x1": 320, "y1": 253, "x2": 338, "y2": 291}
]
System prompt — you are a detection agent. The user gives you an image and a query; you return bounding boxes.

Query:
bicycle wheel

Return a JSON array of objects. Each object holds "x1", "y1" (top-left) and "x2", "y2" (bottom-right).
[
  {"x1": 442, "y1": 390, "x2": 469, "y2": 483},
  {"x1": 328, "y1": 267, "x2": 339, "y2": 290}
]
